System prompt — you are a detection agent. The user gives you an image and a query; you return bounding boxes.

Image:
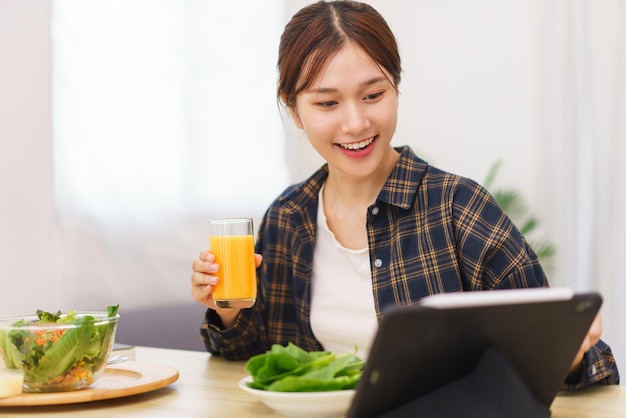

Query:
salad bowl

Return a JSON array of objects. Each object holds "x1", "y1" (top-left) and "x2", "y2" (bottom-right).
[{"x1": 0, "y1": 306, "x2": 119, "y2": 393}]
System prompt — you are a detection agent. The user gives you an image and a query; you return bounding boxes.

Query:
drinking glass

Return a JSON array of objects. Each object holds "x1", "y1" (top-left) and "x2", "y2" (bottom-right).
[{"x1": 209, "y1": 218, "x2": 257, "y2": 309}]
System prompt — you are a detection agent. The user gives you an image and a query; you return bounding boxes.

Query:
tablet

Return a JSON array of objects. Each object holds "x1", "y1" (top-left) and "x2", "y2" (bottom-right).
[{"x1": 347, "y1": 288, "x2": 601, "y2": 418}]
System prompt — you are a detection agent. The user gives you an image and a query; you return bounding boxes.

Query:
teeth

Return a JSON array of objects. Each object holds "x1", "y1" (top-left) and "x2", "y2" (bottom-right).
[{"x1": 339, "y1": 137, "x2": 374, "y2": 150}]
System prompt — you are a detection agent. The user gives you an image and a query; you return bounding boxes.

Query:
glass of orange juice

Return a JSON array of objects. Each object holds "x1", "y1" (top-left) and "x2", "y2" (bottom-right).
[{"x1": 209, "y1": 218, "x2": 257, "y2": 309}]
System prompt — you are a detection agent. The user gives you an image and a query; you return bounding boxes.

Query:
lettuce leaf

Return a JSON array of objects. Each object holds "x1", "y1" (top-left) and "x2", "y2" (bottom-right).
[
  {"x1": 0, "y1": 329, "x2": 23, "y2": 369},
  {"x1": 27, "y1": 316, "x2": 97, "y2": 382}
]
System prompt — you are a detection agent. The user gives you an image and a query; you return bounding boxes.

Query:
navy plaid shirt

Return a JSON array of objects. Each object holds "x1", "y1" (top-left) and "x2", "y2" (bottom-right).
[{"x1": 201, "y1": 146, "x2": 618, "y2": 388}]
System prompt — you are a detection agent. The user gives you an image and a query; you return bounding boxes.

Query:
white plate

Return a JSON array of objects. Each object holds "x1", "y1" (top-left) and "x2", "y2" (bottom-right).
[{"x1": 238, "y1": 376, "x2": 355, "y2": 418}]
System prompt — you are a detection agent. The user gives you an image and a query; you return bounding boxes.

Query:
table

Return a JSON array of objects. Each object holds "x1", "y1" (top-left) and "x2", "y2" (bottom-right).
[{"x1": 1, "y1": 346, "x2": 625, "y2": 417}]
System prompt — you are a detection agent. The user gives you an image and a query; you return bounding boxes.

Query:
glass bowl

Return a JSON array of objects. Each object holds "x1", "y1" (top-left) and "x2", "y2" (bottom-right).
[{"x1": 0, "y1": 310, "x2": 119, "y2": 393}]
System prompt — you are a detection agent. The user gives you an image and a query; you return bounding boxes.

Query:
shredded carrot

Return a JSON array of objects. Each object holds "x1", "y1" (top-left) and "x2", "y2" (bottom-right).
[
  {"x1": 33, "y1": 328, "x2": 67, "y2": 346},
  {"x1": 48, "y1": 362, "x2": 95, "y2": 387}
]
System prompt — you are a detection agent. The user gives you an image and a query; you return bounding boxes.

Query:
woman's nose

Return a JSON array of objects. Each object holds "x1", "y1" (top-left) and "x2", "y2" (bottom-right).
[{"x1": 342, "y1": 102, "x2": 370, "y2": 134}]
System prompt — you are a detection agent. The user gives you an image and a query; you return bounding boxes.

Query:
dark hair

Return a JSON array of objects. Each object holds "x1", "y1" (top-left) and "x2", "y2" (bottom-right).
[{"x1": 277, "y1": 0, "x2": 402, "y2": 108}]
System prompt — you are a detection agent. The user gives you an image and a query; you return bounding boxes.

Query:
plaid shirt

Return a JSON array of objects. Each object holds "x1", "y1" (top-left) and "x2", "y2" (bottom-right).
[{"x1": 201, "y1": 146, "x2": 619, "y2": 388}]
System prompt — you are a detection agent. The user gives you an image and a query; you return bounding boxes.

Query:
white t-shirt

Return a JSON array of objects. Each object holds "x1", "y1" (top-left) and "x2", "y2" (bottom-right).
[{"x1": 309, "y1": 187, "x2": 379, "y2": 359}]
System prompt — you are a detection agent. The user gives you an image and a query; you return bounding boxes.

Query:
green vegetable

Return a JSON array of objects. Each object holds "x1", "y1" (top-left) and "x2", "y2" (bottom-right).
[
  {"x1": 245, "y1": 343, "x2": 364, "y2": 392},
  {"x1": 0, "y1": 304, "x2": 120, "y2": 388}
]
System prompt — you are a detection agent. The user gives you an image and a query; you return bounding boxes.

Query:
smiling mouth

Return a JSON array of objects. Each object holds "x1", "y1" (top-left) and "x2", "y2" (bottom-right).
[{"x1": 337, "y1": 136, "x2": 375, "y2": 151}]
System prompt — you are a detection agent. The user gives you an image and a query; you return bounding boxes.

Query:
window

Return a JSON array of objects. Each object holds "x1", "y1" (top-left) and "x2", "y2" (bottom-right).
[
  {"x1": 50, "y1": 0, "x2": 289, "y2": 308},
  {"x1": 52, "y1": 0, "x2": 289, "y2": 225}
]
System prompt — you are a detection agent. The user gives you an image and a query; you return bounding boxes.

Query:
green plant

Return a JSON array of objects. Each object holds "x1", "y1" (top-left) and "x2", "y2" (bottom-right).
[{"x1": 483, "y1": 160, "x2": 556, "y2": 273}]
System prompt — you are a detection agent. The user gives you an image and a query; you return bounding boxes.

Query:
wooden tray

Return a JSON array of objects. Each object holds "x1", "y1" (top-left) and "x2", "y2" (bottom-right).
[{"x1": 0, "y1": 361, "x2": 179, "y2": 406}]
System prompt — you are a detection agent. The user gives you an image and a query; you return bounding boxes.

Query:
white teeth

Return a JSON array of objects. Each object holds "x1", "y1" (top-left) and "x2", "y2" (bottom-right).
[{"x1": 339, "y1": 137, "x2": 374, "y2": 150}]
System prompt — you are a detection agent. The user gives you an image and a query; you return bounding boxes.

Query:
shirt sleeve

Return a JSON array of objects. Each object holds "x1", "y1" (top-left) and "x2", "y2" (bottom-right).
[
  {"x1": 200, "y1": 304, "x2": 269, "y2": 360},
  {"x1": 451, "y1": 178, "x2": 620, "y2": 388},
  {"x1": 561, "y1": 340, "x2": 620, "y2": 389},
  {"x1": 451, "y1": 177, "x2": 548, "y2": 291}
]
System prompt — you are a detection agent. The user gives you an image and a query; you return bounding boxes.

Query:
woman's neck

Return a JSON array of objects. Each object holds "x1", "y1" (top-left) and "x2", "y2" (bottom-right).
[{"x1": 323, "y1": 147, "x2": 400, "y2": 208}]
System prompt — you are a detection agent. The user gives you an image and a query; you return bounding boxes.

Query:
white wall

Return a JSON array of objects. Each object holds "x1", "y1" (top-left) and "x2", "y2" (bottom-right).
[{"x1": 0, "y1": 0, "x2": 62, "y2": 313}]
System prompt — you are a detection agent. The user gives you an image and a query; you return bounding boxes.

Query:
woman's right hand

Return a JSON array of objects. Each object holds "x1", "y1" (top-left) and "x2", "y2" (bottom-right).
[
  {"x1": 191, "y1": 250, "x2": 262, "y2": 327},
  {"x1": 191, "y1": 250, "x2": 221, "y2": 309}
]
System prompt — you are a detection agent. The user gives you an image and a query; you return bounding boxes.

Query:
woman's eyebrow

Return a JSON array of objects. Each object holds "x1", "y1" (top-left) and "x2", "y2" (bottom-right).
[{"x1": 306, "y1": 76, "x2": 388, "y2": 94}]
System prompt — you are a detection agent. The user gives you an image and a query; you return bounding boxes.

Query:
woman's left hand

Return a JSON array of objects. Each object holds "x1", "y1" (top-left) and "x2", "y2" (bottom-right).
[{"x1": 568, "y1": 313, "x2": 602, "y2": 379}]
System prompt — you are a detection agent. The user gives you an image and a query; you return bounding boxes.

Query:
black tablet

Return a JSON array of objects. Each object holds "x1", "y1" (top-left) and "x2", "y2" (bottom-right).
[{"x1": 347, "y1": 288, "x2": 601, "y2": 418}]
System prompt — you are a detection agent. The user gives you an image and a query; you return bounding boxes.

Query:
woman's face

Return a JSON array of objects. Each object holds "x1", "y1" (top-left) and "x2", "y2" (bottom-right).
[{"x1": 292, "y1": 42, "x2": 399, "y2": 182}]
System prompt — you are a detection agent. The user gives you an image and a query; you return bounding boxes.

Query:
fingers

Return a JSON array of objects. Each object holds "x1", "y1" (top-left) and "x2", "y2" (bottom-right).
[
  {"x1": 192, "y1": 251, "x2": 217, "y2": 273},
  {"x1": 578, "y1": 313, "x2": 603, "y2": 356},
  {"x1": 191, "y1": 269, "x2": 217, "y2": 294},
  {"x1": 587, "y1": 313, "x2": 602, "y2": 347},
  {"x1": 191, "y1": 251, "x2": 220, "y2": 307},
  {"x1": 255, "y1": 253, "x2": 263, "y2": 268},
  {"x1": 568, "y1": 313, "x2": 604, "y2": 377},
  {"x1": 191, "y1": 273, "x2": 217, "y2": 306}
]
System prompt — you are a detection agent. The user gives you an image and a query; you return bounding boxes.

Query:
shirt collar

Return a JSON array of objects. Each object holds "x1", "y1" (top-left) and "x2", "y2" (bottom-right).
[
  {"x1": 377, "y1": 146, "x2": 428, "y2": 210},
  {"x1": 280, "y1": 145, "x2": 427, "y2": 211}
]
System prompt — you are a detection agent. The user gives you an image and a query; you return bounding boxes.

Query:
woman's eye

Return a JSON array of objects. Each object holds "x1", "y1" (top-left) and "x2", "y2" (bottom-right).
[
  {"x1": 365, "y1": 92, "x2": 383, "y2": 101},
  {"x1": 316, "y1": 101, "x2": 337, "y2": 108}
]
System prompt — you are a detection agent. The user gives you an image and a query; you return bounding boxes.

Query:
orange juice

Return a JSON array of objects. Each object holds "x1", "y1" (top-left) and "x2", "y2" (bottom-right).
[{"x1": 210, "y1": 234, "x2": 257, "y2": 308}]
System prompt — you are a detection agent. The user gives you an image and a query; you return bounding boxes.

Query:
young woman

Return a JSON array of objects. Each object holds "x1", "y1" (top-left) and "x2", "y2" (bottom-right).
[{"x1": 191, "y1": 0, "x2": 618, "y2": 388}]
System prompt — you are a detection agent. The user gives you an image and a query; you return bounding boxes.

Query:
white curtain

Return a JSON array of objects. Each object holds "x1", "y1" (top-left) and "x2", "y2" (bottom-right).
[
  {"x1": 51, "y1": 0, "x2": 288, "y2": 310},
  {"x1": 535, "y1": 0, "x2": 626, "y2": 370}
]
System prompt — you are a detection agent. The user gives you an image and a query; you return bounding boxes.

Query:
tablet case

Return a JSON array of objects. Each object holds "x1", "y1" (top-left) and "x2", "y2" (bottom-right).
[{"x1": 347, "y1": 288, "x2": 602, "y2": 418}]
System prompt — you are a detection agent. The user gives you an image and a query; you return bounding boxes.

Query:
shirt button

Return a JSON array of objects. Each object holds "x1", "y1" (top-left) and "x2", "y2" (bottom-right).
[
  {"x1": 374, "y1": 259, "x2": 383, "y2": 268},
  {"x1": 371, "y1": 207, "x2": 380, "y2": 215}
]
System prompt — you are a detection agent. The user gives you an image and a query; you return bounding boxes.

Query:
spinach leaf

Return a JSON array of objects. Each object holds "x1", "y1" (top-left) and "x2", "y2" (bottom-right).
[
  {"x1": 246, "y1": 343, "x2": 332, "y2": 385},
  {"x1": 245, "y1": 343, "x2": 364, "y2": 392}
]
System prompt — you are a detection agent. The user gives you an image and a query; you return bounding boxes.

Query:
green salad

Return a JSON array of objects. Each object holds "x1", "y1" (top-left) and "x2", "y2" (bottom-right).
[
  {"x1": 0, "y1": 305, "x2": 119, "y2": 391},
  {"x1": 245, "y1": 342, "x2": 364, "y2": 392}
]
